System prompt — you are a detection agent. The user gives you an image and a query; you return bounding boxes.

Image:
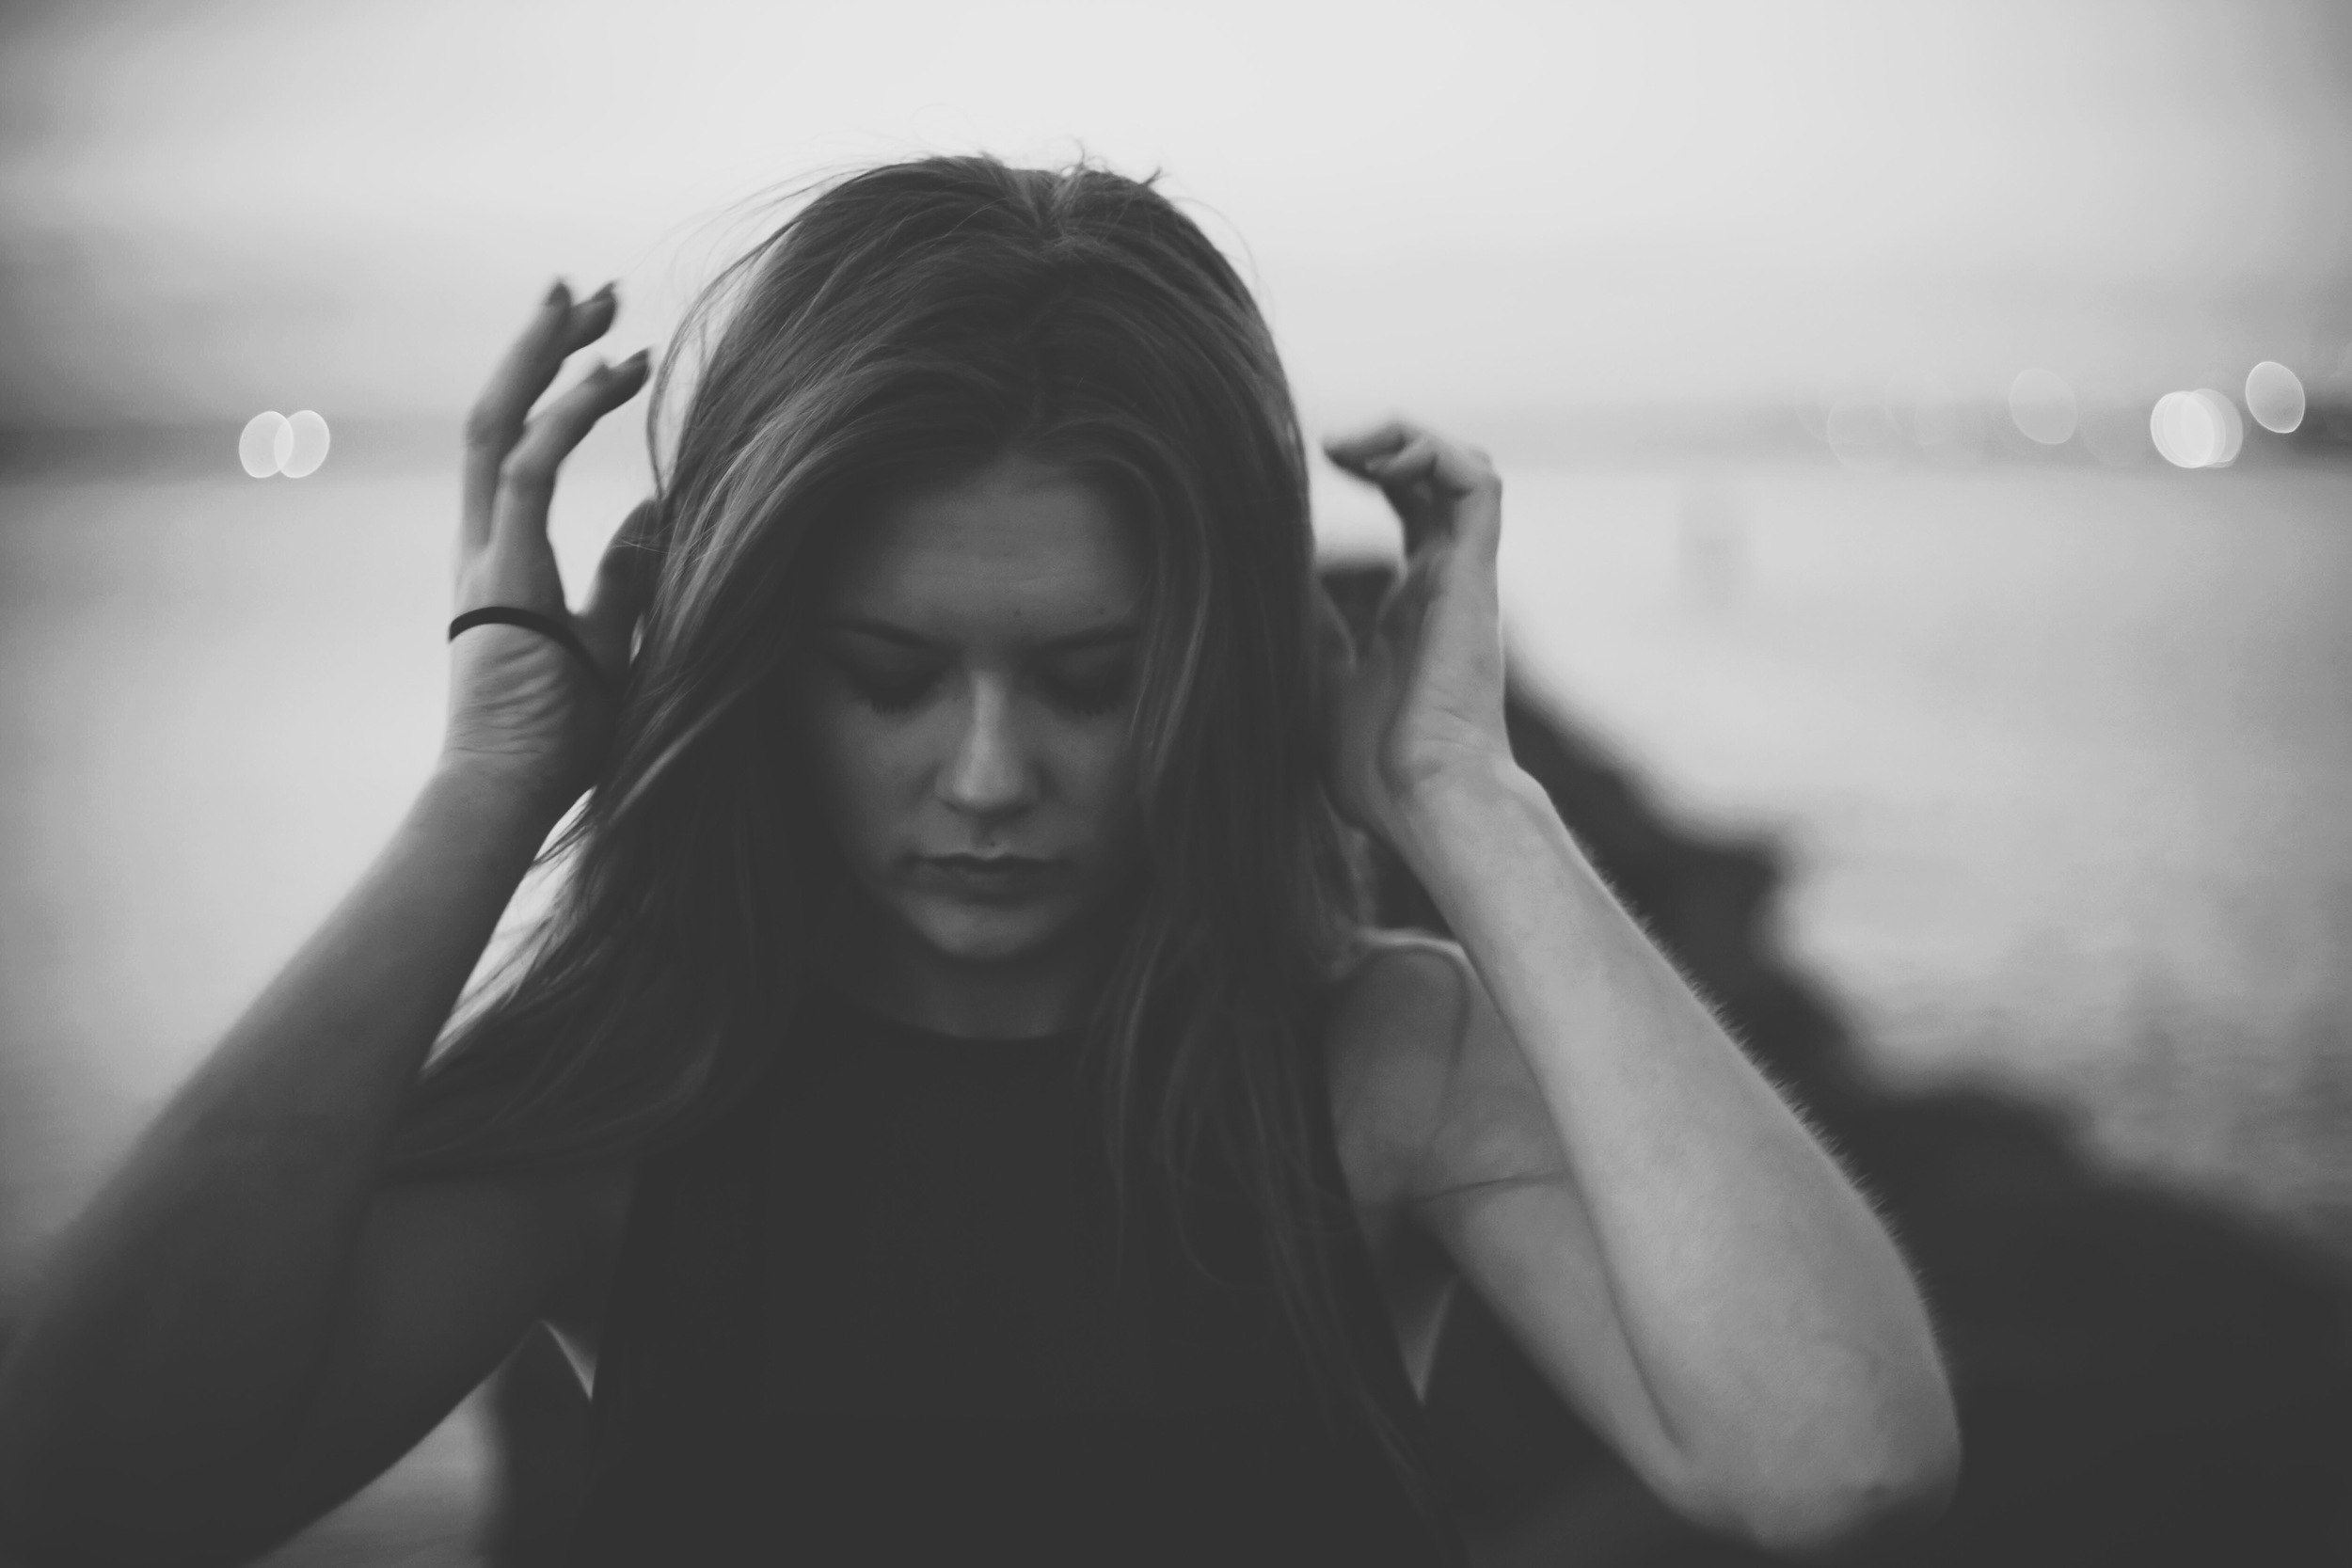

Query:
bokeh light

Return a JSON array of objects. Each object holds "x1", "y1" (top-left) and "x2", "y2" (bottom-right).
[
  {"x1": 2151, "y1": 390, "x2": 2218, "y2": 468},
  {"x1": 2197, "y1": 388, "x2": 2246, "y2": 467},
  {"x1": 237, "y1": 411, "x2": 290, "y2": 478},
  {"x1": 2244, "y1": 360, "x2": 2305, "y2": 434},
  {"x1": 282, "y1": 410, "x2": 331, "y2": 478},
  {"x1": 2149, "y1": 389, "x2": 2247, "y2": 469},
  {"x1": 2008, "y1": 369, "x2": 2077, "y2": 445}
]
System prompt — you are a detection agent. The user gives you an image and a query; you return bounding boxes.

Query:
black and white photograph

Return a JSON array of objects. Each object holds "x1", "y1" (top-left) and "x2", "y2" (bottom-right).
[{"x1": 0, "y1": 3, "x2": 2345, "y2": 1563}]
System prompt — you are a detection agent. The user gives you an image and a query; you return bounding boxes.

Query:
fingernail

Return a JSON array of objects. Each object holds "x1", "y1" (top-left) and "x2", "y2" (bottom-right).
[
  {"x1": 546, "y1": 278, "x2": 569, "y2": 307},
  {"x1": 589, "y1": 281, "x2": 617, "y2": 307}
]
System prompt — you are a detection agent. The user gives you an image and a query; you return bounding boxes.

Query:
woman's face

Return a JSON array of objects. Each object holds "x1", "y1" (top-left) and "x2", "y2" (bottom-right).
[{"x1": 799, "y1": 451, "x2": 1143, "y2": 975}]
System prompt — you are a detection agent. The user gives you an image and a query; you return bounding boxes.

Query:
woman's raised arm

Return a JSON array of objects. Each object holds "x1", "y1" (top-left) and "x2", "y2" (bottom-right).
[
  {"x1": 1323, "y1": 420, "x2": 1960, "y2": 1558},
  {"x1": 0, "y1": 282, "x2": 651, "y2": 1565}
]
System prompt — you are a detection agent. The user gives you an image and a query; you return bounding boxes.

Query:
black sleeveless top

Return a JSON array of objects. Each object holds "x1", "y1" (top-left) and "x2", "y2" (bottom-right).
[{"x1": 564, "y1": 984, "x2": 1472, "y2": 1566}]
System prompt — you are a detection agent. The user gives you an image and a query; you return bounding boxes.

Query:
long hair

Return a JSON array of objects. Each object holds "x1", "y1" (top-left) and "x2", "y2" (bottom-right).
[{"x1": 386, "y1": 155, "x2": 1440, "y2": 1516}]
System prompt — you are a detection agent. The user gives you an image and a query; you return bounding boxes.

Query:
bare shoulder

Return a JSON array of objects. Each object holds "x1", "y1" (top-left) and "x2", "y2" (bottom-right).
[
  {"x1": 1326, "y1": 929, "x2": 1567, "y2": 1212},
  {"x1": 1324, "y1": 930, "x2": 1479, "y2": 1212}
]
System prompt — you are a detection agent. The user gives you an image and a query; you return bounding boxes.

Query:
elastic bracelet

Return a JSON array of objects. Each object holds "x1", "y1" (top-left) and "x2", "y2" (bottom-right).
[{"x1": 448, "y1": 606, "x2": 621, "y2": 706}]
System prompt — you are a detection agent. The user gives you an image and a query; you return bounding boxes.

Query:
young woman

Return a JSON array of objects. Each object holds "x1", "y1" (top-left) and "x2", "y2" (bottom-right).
[{"x1": 0, "y1": 156, "x2": 1957, "y2": 1566}]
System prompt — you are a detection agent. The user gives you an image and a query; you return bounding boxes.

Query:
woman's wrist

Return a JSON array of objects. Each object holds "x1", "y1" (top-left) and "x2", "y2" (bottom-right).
[{"x1": 1388, "y1": 751, "x2": 1551, "y2": 880}]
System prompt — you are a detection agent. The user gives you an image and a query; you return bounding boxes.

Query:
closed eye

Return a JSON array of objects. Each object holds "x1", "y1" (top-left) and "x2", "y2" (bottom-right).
[
  {"x1": 1036, "y1": 650, "x2": 1135, "y2": 717},
  {"x1": 825, "y1": 644, "x2": 946, "y2": 715},
  {"x1": 818, "y1": 619, "x2": 1139, "y2": 719}
]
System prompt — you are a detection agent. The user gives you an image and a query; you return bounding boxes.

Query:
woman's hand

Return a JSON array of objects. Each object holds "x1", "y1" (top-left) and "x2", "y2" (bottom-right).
[
  {"x1": 1321, "y1": 420, "x2": 1514, "y2": 858},
  {"x1": 441, "y1": 279, "x2": 657, "y2": 814}
]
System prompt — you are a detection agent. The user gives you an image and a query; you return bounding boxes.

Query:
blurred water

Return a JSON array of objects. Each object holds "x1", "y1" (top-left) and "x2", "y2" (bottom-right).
[
  {"x1": 1486, "y1": 464, "x2": 2352, "y2": 1253},
  {"x1": 2, "y1": 446, "x2": 2349, "y2": 1559}
]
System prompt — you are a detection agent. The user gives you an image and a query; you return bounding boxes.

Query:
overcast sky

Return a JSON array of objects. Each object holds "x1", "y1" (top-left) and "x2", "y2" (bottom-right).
[{"x1": 3, "y1": 0, "x2": 2349, "y2": 436}]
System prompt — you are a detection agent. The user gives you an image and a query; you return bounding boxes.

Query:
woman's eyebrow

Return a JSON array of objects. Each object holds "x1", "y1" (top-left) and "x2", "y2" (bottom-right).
[
  {"x1": 824, "y1": 616, "x2": 937, "y2": 649},
  {"x1": 824, "y1": 616, "x2": 1139, "y2": 651},
  {"x1": 1039, "y1": 621, "x2": 1139, "y2": 653}
]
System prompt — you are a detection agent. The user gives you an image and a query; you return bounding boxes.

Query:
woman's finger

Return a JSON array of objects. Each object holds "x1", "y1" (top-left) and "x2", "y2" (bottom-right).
[
  {"x1": 1362, "y1": 434, "x2": 1446, "y2": 546},
  {"x1": 1339, "y1": 423, "x2": 1493, "y2": 498},
  {"x1": 577, "y1": 498, "x2": 663, "y2": 673},
  {"x1": 460, "y1": 280, "x2": 620, "y2": 553},
  {"x1": 1321, "y1": 420, "x2": 1413, "y2": 467},
  {"x1": 1325, "y1": 420, "x2": 1502, "y2": 560},
  {"x1": 1361, "y1": 433, "x2": 1443, "y2": 488},
  {"x1": 485, "y1": 349, "x2": 652, "y2": 562}
]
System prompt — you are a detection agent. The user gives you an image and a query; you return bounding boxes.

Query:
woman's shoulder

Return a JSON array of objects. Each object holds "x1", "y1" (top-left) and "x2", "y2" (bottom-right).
[
  {"x1": 1322, "y1": 928, "x2": 1480, "y2": 1212},
  {"x1": 1327, "y1": 927, "x2": 1477, "y2": 1053}
]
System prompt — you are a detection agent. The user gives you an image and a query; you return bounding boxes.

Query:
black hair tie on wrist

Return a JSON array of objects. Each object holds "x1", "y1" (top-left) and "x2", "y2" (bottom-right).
[{"x1": 448, "y1": 606, "x2": 621, "y2": 706}]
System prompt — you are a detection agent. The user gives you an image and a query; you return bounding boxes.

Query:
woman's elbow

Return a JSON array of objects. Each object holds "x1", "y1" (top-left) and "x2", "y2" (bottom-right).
[{"x1": 1730, "y1": 1405, "x2": 1963, "y2": 1561}]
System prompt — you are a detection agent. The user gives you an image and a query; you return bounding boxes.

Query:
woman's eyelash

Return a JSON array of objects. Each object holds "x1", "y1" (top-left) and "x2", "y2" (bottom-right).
[
  {"x1": 1040, "y1": 662, "x2": 1134, "y2": 716},
  {"x1": 856, "y1": 680, "x2": 933, "y2": 715},
  {"x1": 833, "y1": 656, "x2": 941, "y2": 713},
  {"x1": 831, "y1": 653, "x2": 1133, "y2": 717}
]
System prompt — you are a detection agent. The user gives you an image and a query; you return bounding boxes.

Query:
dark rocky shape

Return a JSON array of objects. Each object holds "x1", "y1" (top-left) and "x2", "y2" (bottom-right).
[{"x1": 1317, "y1": 563, "x2": 2352, "y2": 1567}]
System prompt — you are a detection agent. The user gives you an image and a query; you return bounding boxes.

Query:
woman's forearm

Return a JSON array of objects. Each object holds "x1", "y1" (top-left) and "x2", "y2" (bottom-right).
[
  {"x1": 1395, "y1": 755, "x2": 1958, "y2": 1540},
  {"x1": 0, "y1": 760, "x2": 561, "y2": 1513}
]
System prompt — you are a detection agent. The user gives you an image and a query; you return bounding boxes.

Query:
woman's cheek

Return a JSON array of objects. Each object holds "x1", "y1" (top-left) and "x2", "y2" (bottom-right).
[
  {"x1": 1082, "y1": 720, "x2": 1136, "y2": 804},
  {"x1": 807, "y1": 701, "x2": 900, "y2": 863},
  {"x1": 850, "y1": 720, "x2": 925, "y2": 842}
]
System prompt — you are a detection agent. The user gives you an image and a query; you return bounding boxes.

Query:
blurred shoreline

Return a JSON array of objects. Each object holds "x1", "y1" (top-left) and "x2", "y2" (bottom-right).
[
  {"x1": 4, "y1": 449, "x2": 2345, "y2": 1270},
  {"x1": 10, "y1": 397, "x2": 2352, "y2": 487}
]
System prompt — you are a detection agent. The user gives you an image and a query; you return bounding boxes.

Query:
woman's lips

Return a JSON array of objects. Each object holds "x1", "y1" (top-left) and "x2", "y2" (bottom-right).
[{"x1": 912, "y1": 854, "x2": 1058, "y2": 900}]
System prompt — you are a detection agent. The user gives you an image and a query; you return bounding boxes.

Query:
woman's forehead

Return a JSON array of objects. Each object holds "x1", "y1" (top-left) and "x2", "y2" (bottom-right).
[{"x1": 825, "y1": 454, "x2": 1141, "y2": 637}]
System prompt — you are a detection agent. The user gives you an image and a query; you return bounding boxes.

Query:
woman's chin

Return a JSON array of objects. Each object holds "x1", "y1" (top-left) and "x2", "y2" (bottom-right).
[{"x1": 898, "y1": 895, "x2": 1076, "y2": 968}]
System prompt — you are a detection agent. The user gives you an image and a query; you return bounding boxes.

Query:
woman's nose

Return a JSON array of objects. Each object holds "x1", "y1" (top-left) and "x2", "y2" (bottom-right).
[{"x1": 938, "y1": 678, "x2": 1034, "y2": 817}]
